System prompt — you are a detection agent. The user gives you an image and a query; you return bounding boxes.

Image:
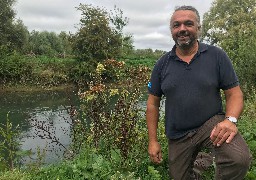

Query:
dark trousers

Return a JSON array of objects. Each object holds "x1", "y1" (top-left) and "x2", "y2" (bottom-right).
[{"x1": 168, "y1": 114, "x2": 252, "y2": 180}]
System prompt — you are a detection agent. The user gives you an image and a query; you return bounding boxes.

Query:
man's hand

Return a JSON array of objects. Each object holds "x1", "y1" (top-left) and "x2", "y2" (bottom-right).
[
  {"x1": 210, "y1": 119, "x2": 238, "y2": 147},
  {"x1": 148, "y1": 141, "x2": 163, "y2": 163}
]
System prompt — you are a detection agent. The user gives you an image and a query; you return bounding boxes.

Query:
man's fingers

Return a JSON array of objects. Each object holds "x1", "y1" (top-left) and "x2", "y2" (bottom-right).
[
  {"x1": 215, "y1": 132, "x2": 230, "y2": 146},
  {"x1": 210, "y1": 126, "x2": 216, "y2": 139},
  {"x1": 158, "y1": 151, "x2": 163, "y2": 162},
  {"x1": 150, "y1": 152, "x2": 162, "y2": 163},
  {"x1": 210, "y1": 124, "x2": 221, "y2": 142},
  {"x1": 226, "y1": 132, "x2": 236, "y2": 143},
  {"x1": 152, "y1": 154, "x2": 162, "y2": 163},
  {"x1": 210, "y1": 121, "x2": 238, "y2": 146}
]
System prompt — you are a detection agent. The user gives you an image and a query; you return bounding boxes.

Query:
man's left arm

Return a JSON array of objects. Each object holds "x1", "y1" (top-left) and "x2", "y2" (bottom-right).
[{"x1": 210, "y1": 86, "x2": 244, "y2": 146}]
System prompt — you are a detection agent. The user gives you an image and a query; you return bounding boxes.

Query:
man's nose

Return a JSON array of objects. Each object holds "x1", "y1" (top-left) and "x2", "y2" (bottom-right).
[{"x1": 179, "y1": 24, "x2": 187, "y2": 31}]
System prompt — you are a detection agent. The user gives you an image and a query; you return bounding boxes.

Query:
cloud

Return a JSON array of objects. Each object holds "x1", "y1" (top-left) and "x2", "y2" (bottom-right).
[{"x1": 15, "y1": 0, "x2": 213, "y2": 51}]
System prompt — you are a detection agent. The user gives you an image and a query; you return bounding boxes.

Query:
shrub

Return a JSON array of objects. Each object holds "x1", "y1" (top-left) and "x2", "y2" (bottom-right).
[{"x1": 0, "y1": 113, "x2": 22, "y2": 171}]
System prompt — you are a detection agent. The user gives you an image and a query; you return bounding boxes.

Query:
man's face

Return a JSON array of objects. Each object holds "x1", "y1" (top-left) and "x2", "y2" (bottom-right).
[{"x1": 170, "y1": 10, "x2": 200, "y2": 49}]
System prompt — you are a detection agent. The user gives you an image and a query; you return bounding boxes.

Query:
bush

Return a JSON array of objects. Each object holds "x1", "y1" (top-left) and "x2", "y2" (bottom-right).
[
  {"x1": 0, "y1": 53, "x2": 33, "y2": 84},
  {"x1": 239, "y1": 88, "x2": 256, "y2": 179}
]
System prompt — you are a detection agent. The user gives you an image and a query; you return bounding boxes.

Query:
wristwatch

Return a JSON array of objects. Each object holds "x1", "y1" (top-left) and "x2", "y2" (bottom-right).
[{"x1": 225, "y1": 116, "x2": 237, "y2": 124}]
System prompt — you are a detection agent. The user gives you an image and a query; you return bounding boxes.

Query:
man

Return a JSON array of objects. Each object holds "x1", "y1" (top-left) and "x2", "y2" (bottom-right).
[{"x1": 146, "y1": 5, "x2": 252, "y2": 180}]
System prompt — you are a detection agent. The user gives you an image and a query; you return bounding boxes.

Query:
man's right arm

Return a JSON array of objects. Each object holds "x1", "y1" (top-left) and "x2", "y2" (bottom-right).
[{"x1": 146, "y1": 94, "x2": 162, "y2": 163}]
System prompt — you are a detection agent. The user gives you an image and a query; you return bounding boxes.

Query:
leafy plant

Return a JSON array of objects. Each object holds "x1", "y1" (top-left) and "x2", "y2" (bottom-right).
[
  {"x1": 0, "y1": 113, "x2": 22, "y2": 171},
  {"x1": 77, "y1": 61, "x2": 145, "y2": 162}
]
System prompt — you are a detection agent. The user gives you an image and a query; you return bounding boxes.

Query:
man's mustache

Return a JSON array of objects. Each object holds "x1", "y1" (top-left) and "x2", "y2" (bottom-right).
[{"x1": 177, "y1": 31, "x2": 189, "y2": 36}]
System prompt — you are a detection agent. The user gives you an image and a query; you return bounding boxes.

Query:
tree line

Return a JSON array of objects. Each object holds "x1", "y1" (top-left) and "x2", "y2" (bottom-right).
[{"x1": 0, "y1": 1, "x2": 165, "y2": 61}]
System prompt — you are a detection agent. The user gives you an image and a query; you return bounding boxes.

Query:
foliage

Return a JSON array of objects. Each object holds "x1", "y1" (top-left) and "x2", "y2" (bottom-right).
[
  {"x1": 0, "y1": 0, "x2": 16, "y2": 51},
  {"x1": 238, "y1": 89, "x2": 256, "y2": 179},
  {"x1": 0, "y1": 169, "x2": 28, "y2": 180},
  {"x1": 122, "y1": 49, "x2": 166, "y2": 61},
  {"x1": 0, "y1": 0, "x2": 16, "y2": 30},
  {"x1": 101, "y1": 59, "x2": 126, "y2": 81},
  {"x1": 77, "y1": 61, "x2": 146, "y2": 160},
  {"x1": 68, "y1": 60, "x2": 97, "y2": 87},
  {"x1": 0, "y1": 53, "x2": 33, "y2": 84},
  {"x1": 120, "y1": 34, "x2": 134, "y2": 57},
  {"x1": 0, "y1": 0, "x2": 29, "y2": 53},
  {"x1": 71, "y1": 4, "x2": 128, "y2": 61},
  {"x1": 58, "y1": 31, "x2": 73, "y2": 57},
  {"x1": 0, "y1": 53, "x2": 76, "y2": 87},
  {"x1": 25, "y1": 30, "x2": 71, "y2": 57},
  {"x1": 202, "y1": 0, "x2": 256, "y2": 91},
  {"x1": 24, "y1": 148, "x2": 137, "y2": 180},
  {"x1": 31, "y1": 56, "x2": 72, "y2": 87},
  {"x1": 124, "y1": 58, "x2": 157, "y2": 69},
  {"x1": 0, "y1": 113, "x2": 22, "y2": 171},
  {"x1": 0, "y1": 51, "x2": 154, "y2": 88}
]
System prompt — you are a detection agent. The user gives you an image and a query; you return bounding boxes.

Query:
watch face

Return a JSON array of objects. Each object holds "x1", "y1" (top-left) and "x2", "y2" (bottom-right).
[{"x1": 227, "y1": 116, "x2": 237, "y2": 123}]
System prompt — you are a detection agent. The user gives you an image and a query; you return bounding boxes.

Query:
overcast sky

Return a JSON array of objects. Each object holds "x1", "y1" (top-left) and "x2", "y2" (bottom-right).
[{"x1": 15, "y1": 0, "x2": 214, "y2": 51}]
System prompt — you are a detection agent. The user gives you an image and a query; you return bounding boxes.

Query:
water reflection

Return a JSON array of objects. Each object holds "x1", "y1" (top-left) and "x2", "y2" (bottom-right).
[
  {"x1": 21, "y1": 106, "x2": 72, "y2": 164},
  {"x1": 0, "y1": 89, "x2": 79, "y2": 165}
]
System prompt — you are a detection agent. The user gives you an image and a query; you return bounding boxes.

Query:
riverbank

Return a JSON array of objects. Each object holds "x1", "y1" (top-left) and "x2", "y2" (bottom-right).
[{"x1": 0, "y1": 84, "x2": 78, "y2": 93}]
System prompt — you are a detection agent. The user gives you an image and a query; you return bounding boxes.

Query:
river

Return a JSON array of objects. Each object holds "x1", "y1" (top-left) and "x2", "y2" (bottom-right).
[
  {"x1": 0, "y1": 88, "x2": 80, "y2": 165},
  {"x1": 0, "y1": 87, "x2": 151, "y2": 166}
]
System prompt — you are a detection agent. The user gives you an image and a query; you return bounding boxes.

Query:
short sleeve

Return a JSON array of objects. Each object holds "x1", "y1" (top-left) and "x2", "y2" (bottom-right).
[
  {"x1": 148, "y1": 59, "x2": 164, "y2": 97},
  {"x1": 219, "y1": 50, "x2": 239, "y2": 90}
]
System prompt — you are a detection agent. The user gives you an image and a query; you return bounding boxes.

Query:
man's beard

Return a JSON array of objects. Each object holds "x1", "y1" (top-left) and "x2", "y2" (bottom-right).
[
  {"x1": 177, "y1": 39, "x2": 193, "y2": 48},
  {"x1": 174, "y1": 31, "x2": 197, "y2": 49}
]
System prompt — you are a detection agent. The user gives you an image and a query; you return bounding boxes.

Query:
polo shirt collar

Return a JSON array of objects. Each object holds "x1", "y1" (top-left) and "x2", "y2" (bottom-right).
[{"x1": 168, "y1": 41, "x2": 208, "y2": 58}]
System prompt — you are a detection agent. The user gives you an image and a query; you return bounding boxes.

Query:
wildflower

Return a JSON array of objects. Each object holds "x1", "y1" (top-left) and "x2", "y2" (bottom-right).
[
  {"x1": 110, "y1": 89, "x2": 119, "y2": 96},
  {"x1": 96, "y1": 63, "x2": 106, "y2": 75}
]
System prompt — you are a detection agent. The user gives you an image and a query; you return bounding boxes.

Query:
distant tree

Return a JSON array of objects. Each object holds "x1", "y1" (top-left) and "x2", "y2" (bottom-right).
[
  {"x1": 154, "y1": 49, "x2": 166, "y2": 58},
  {"x1": 202, "y1": 0, "x2": 256, "y2": 89},
  {"x1": 0, "y1": 0, "x2": 29, "y2": 53},
  {"x1": 26, "y1": 30, "x2": 64, "y2": 56},
  {"x1": 71, "y1": 4, "x2": 128, "y2": 62},
  {"x1": 58, "y1": 31, "x2": 73, "y2": 57},
  {"x1": 121, "y1": 34, "x2": 134, "y2": 57},
  {"x1": 132, "y1": 48, "x2": 155, "y2": 59}
]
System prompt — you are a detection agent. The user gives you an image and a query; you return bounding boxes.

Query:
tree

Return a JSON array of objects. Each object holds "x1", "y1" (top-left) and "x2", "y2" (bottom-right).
[
  {"x1": 0, "y1": 0, "x2": 29, "y2": 53},
  {"x1": 71, "y1": 4, "x2": 128, "y2": 62},
  {"x1": 58, "y1": 31, "x2": 73, "y2": 57},
  {"x1": 120, "y1": 34, "x2": 134, "y2": 57},
  {"x1": 0, "y1": 0, "x2": 16, "y2": 47},
  {"x1": 10, "y1": 19, "x2": 29, "y2": 53},
  {"x1": 202, "y1": 0, "x2": 256, "y2": 90},
  {"x1": 26, "y1": 30, "x2": 65, "y2": 56}
]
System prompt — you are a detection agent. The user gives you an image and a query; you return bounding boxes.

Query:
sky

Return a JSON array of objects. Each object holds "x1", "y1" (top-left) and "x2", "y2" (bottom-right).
[{"x1": 15, "y1": 0, "x2": 214, "y2": 51}]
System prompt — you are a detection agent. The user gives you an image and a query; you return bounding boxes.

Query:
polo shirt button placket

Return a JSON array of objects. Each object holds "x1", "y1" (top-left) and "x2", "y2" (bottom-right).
[{"x1": 185, "y1": 65, "x2": 191, "y2": 70}]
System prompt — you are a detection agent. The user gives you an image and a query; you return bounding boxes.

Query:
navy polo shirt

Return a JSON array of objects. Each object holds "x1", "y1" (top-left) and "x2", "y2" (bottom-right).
[{"x1": 148, "y1": 42, "x2": 239, "y2": 139}]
